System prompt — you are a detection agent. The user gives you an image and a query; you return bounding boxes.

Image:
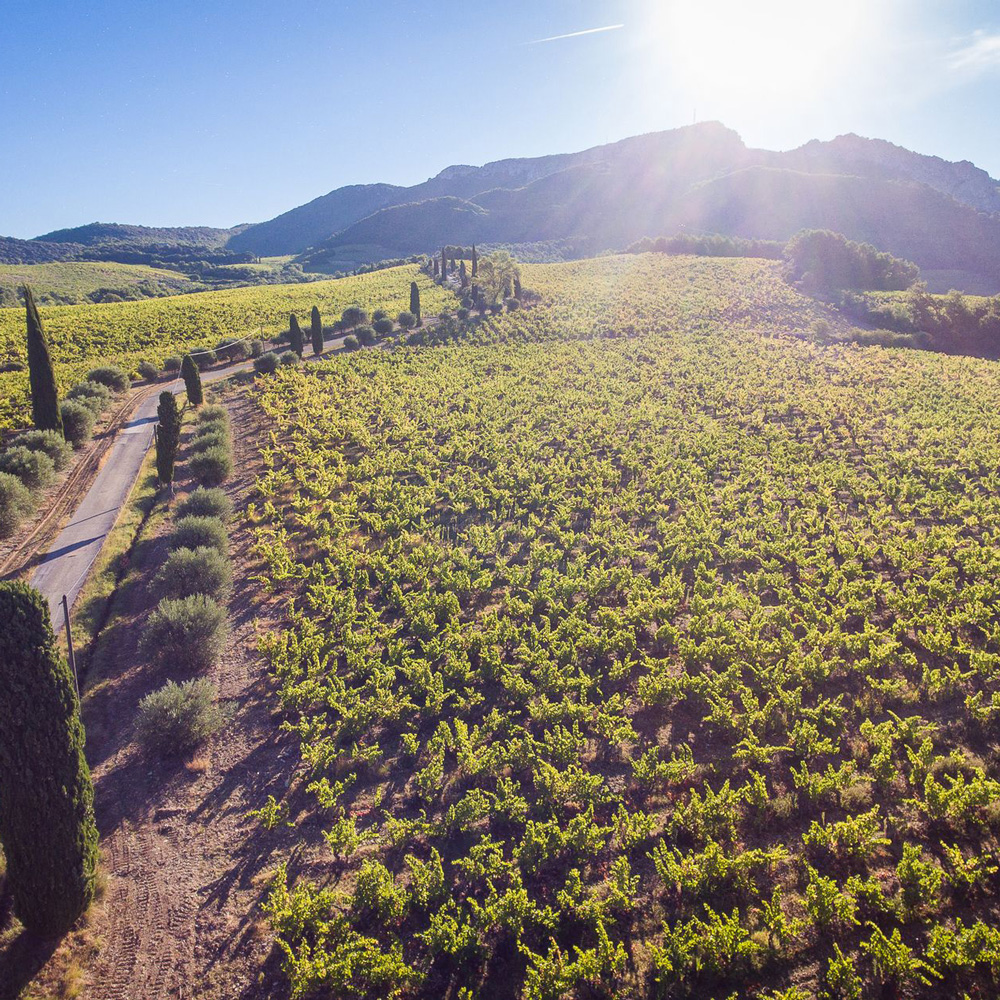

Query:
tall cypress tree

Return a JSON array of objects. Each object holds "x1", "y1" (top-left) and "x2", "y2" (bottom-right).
[
  {"x1": 180, "y1": 354, "x2": 203, "y2": 406},
  {"x1": 410, "y1": 281, "x2": 421, "y2": 326},
  {"x1": 459, "y1": 261, "x2": 468, "y2": 287},
  {"x1": 0, "y1": 582, "x2": 99, "y2": 936},
  {"x1": 24, "y1": 285, "x2": 63, "y2": 436},
  {"x1": 289, "y1": 314, "x2": 304, "y2": 357},
  {"x1": 310, "y1": 306, "x2": 323, "y2": 356},
  {"x1": 155, "y1": 391, "x2": 181, "y2": 487},
  {"x1": 441, "y1": 247, "x2": 447, "y2": 277},
  {"x1": 471, "y1": 245, "x2": 478, "y2": 278}
]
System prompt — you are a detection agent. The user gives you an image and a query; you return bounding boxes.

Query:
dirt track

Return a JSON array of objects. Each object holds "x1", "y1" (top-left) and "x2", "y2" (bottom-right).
[{"x1": 80, "y1": 392, "x2": 298, "y2": 1000}]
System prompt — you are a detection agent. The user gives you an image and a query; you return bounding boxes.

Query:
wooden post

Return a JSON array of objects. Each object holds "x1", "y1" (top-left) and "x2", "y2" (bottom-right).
[{"x1": 62, "y1": 594, "x2": 80, "y2": 699}]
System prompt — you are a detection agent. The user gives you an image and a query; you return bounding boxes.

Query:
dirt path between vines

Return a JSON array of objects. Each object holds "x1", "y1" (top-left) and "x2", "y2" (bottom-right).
[{"x1": 76, "y1": 391, "x2": 298, "y2": 1000}]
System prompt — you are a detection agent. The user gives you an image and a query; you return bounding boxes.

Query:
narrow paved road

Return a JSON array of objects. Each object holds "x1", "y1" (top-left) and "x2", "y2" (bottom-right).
[{"x1": 31, "y1": 362, "x2": 253, "y2": 629}]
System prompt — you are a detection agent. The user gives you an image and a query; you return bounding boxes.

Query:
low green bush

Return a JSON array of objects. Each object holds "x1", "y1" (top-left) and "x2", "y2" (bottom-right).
[
  {"x1": 397, "y1": 310, "x2": 416, "y2": 331},
  {"x1": 343, "y1": 335, "x2": 359, "y2": 351},
  {"x1": 196, "y1": 405, "x2": 229, "y2": 427},
  {"x1": 189, "y1": 429, "x2": 228, "y2": 455},
  {"x1": 373, "y1": 317, "x2": 394, "y2": 337},
  {"x1": 356, "y1": 325, "x2": 376, "y2": 346},
  {"x1": 0, "y1": 472, "x2": 34, "y2": 538},
  {"x1": 254, "y1": 352, "x2": 279, "y2": 374},
  {"x1": 171, "y1": 515, "x2": 228, "y2": 554},
  {"x1": 190, "y1": 447, "x2": 233, "y2": 487},
  {"x1": 154, "y1": 546, "x2": 233, "y2": 601},
  {"x1": 175, "y1": 487, "x2": 233, "y2": 521},
  {"x1": 141, "y1": 595, "x2": 229, "y2": 672},
  {"x1": 67, "y1": 380, "x2": 112, "y2": 413},
  {"x1": 13, "y1": 430, "x2": 73, "y2": 471},
  {"x1": 135, "y1": 678, "x2": 224, "y2": 754},
  {"x1": 279, "y1": 350, "x2": 299, "y2": 366},
  {"x1": 85, "y1": 365, "x2": 130, "y2": 392},
  {"x1": 249, "y1": 338, "x2": 264, "y2": 358},
  {"x1": 163, "y1": 356, "x2": 182, "y2": 372},
  {"x1": 60, "y1": 399, "x2": 97, "y2": 447},
  {"x1": 193, "y1": 349, "x2": 217, "y2": 370},
  {"x1": 137, "y1": 361, "x2": 159, "y2": 381},
  {"x1": 0, "y1": 446, "x2": 56, "y2": 491}
]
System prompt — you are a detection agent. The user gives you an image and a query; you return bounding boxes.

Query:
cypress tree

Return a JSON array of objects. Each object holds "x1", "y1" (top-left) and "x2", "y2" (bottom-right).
[
  {"x1": 289, "y1": 314, "x2": 304, "y2": 357},
  {"x1": 155, "y1": 391, "x2": 181, "y2": 487},
  {"x1": 180, "y1": 354, "x2": 203, "y2": 406},
  {"x1": 459, "y1": 261, "x2": 468, "y2": 287},
  {"x1": 441, "y1": 247, "x2": 447, "y2": 277},
  {"x1": 433, "y1": 258, "x2": 439, "y2": 277},
  {"x1": 24, "y1": 285, "x2": 63, "y2": 436},
  {"x1": 0, "y1": 582, "x2": 99, "y2": 936},
  {"x1": 514, "y1": 275, "x2": 522, "y2": 299},
  {"x1": 310, "y1": 306, "x2": 323, "y2": 356},
  {"x1": 410, "y1": 281, "x2": 421, "y2": 326},
  {"x1": 471, "y1": 245, "x2": 478, "y2": 278}
]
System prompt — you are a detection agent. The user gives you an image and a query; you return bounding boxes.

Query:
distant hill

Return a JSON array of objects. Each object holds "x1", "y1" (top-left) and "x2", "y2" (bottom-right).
[
  {"x1": 5, "y1": 123, "x2": 1000, "y2": 293},
  {"x1": 34, "y1": 222, "x2": 244, "y2": 248},
  {"x1": 270, "y1": 125, "x2": 1000, "y2": 291}
]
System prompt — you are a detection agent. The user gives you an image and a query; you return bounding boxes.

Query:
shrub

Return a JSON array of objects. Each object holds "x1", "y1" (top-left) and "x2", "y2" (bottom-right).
[
  {"x1": 154, "y1": 546, "x2": 233, "y2": 601},
  {"x1": 342, "y1": 306, "x2": 368, "y2": 329},
  {"x1": 67, "y1": 380, "x2": 112, "y2": 413},
  {"x1": 397, "y1": 310, "x2": 416, "y2": 331},
  {"x1": 192, "y1": 349, "x2": 216, "y2": 370},
  {"x1": 356, "y1": 325, "x2": 376, "y2": 346},
  {"x1": 175, "y1": 487, "x2": 233, "y2": 522},
  {"x1": 85, "y1": 365, "x2": 129, "y2": 392},
  {"x1": 14, "y1": 429, "x2": 73, "y2": 471},
  {"x1": 189, "y1": 429, "x2": 228, "y2": 455},
  {"x1": 141, "y1": 595, "x2": 228, "y2": 672},
  {"x1": 164, "y1": 355, "x2": 182, "y2": 372},
  {"x1": 249, "y1": 338, "x2": 264, "y2": 358},
  {"x1": 279, "y1": 350, "x2": 299, "y2": 366},
  {"x1": 372, "y1": 309, "x2": 388, "y2": 322},
  {"x1": 135, "y1": 678, "x2": 224, "y2": 754},
  {"x1": 196, "y1": 404, "x2": 229, "y2": 427},
  {"x1": 0, "y1": 472, "x2": 34, "y2": 538},
  {"x1": 60, "y1": 399, "x2": 97, "y2": 448},
  {"x1": 0, "y1": 446, "x2": 55, "y2": 491},
  {"x1": 171, "y1": 515, "x2": 228, "y2": 554},
  {"x1": 254, "y1": 351, "x2": 279, "y2": 374},
  {"x1": 373, "y1": 317, "x2": 394, "y2": 337},
  {"x1": 457, "y1": 307, "x2": 470, "y2": 322},
  {"x1": 505, "y1": 297, "x2": 521, "y2": 312},
  {"x1": 190, "y1": 447, "x2": 233, "y2": 487},
  {"x1": 137, "y1": 361, "x2": 159, "y2": 381},
  {"x1": 343, "y1": 335, "x2": 359, "y2": 351}
]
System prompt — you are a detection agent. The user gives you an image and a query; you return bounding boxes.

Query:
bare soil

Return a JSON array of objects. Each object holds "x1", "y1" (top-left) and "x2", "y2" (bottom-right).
[{"x1": 0, "y1": 389, "x2": 300, "y2": 1000}]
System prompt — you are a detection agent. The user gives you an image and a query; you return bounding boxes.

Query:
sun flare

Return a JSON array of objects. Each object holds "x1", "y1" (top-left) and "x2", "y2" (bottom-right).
[{"x1": 651, "y1": 0, "x2": 874, "y2": 112}]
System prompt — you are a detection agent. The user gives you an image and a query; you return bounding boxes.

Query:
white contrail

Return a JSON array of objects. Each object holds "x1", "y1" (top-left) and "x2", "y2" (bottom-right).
[{"x1": 527, "y1": 24, "x2": 625, "y2": 45}]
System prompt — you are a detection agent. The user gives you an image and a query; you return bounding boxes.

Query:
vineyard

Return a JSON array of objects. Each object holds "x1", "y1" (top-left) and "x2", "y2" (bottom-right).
[
  {"x1": 246, "y1": 253, "x2": 1000, "y2": 998},
  {"x1": 0, "y1": 265, "x2": 452, "y2": 432}
]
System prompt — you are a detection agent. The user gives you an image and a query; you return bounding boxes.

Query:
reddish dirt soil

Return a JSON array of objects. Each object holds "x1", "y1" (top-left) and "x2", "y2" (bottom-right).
[{"x1": 73, "y1": 391, "x2": 297, "y2": 1000}]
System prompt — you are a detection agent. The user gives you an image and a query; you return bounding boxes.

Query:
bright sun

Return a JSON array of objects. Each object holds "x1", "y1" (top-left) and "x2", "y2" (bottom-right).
[{"x1": 650, "y1": 0, "x2": 874, "y2": 112}]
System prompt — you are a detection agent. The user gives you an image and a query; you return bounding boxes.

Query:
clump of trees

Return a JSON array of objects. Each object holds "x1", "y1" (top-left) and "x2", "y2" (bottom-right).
[
  {"x1": 784, "y1": 230, "x2": 919, "y2": 293},
  {"x1": 841, "y1": 285, "x2": 1000, "y2": 358},
  {"x1": 0, "y1": 582, "x2": 99, "y2": 935},
  {"x1": 627, "y1": 233, "x2": 785, "y2": 260}
]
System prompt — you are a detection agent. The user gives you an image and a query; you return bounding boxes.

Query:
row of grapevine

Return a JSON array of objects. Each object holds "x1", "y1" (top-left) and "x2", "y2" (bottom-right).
[{"x1": 246, "y1": 254, "x2": 1000, "y2": 998}]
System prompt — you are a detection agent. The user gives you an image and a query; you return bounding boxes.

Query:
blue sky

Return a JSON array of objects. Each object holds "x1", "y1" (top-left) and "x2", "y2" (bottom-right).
[{"x1": 1, "y1": 0, "x2": 999, "y2": 239}]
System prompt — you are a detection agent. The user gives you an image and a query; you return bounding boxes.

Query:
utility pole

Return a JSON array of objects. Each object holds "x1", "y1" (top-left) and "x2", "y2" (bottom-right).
[{"x1": 62, "y1": 594, "x2": 79, "y2": 699}]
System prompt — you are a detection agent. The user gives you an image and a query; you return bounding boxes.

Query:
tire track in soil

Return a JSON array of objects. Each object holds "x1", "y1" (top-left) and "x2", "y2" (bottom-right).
[{"x1": 83, "y1": 391, "x2": 299, "y2": 1000}]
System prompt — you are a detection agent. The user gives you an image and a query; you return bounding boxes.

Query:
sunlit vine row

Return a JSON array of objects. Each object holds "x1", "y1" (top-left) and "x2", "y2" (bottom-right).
[
  {"x1": 249, "y1": 253, "x2": 1000, "y2": 999},
  {"x1": 0, "y1": 265, "x2": 452, "y2": 432}
]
